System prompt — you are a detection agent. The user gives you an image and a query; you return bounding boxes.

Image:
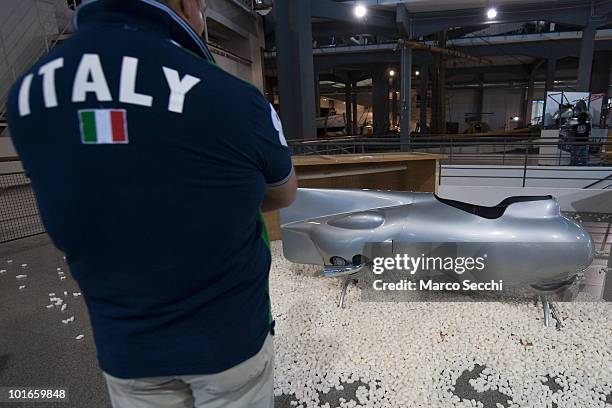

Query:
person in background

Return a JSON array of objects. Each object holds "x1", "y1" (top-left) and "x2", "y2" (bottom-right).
[
  {"x1": 571, "y1": 112, "x2": 591, "y2": 166},
  {"x1": 6, "y1": 0, "x2": 297, "y2": 406}
]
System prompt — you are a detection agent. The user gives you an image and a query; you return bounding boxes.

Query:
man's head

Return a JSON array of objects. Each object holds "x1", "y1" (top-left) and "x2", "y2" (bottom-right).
[{"x1": 158, "y1": 0, "x2": 205, "y2": 36}]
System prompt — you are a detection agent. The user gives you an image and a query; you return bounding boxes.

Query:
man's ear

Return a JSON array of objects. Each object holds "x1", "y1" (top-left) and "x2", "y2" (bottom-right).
[
  {"x1": 179, "y1": 0, "x2": 205, "y2": 35},
  {"x1": 180, "y1": 0, "x2": 197, "y2": 19}
]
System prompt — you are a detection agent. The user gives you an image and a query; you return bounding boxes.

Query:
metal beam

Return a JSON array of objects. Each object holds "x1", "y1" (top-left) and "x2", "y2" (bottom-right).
[
  {"x1": 312, "y1": 49, "x2": 431, "y2": 71},
  {"x1": 458, "y1": 41, "x2": 579, "y2": 59},
  {"x1": 396, "y1": 4, "x2": 409, "y2": 37},
  {"x1": 372, "y1": 65, "x2": 390, "y2": 135},
  {"x1": 595, "y1": 0, "x2": 612, "y2": 18},
  {"x1": 310, "y1": 0, "x2": 395, "y2": 29},
  {"x1": 408, "y1": 2, "x2": 592, "y2": 39},
  {"x1": 275, "y1": 0, "x2": 317, "y2": 139},
  {"x1": 523, "y1": 60, "x2": 544, "y2": 125},
  {"x1": 546, "y1": 58, "x2": 557, "y2": 92},
  {"x1": 577, "y1": 22, "x2": 597, "y2": 91},
  {"x1": 312, "y1": 21, "x2": 397, "y2": 38},
  {"x1": 590, "y1": 50, "x2": 612, "y2": 93}
]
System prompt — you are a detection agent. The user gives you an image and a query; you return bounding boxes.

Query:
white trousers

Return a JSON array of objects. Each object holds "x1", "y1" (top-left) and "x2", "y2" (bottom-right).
[{"x1": 104, "y1": 335, "x2": 274, "y2": 408}]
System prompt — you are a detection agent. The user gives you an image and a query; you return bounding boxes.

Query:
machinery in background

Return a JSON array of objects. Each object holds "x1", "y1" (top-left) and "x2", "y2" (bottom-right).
[{"x1": 316, "y1": 107, "x2": 347, "y2": 136}]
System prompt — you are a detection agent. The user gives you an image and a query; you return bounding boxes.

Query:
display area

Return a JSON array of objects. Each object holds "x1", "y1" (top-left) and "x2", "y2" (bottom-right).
[{"x1": 268, "y1": 242, "x2": 611, "y2": 407}]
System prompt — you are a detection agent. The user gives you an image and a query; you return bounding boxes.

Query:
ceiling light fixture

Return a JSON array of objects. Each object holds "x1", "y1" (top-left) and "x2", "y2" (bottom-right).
[{"x1": 354, "y1": 4, "x2": 367, "y2": 18}]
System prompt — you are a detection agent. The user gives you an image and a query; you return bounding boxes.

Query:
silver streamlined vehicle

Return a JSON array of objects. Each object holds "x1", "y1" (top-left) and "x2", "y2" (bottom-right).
[{"x1": 280, "y1": 189, "x2": 594, "y2": 294}]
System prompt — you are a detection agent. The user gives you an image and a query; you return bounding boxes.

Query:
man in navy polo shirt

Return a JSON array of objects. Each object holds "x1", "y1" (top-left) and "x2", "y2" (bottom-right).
[{"x1": 6, "y1": 0, "x2": 297, "y2": 406}]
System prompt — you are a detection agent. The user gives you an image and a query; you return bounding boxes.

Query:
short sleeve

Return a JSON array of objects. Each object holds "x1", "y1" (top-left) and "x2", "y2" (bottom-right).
[{"x1": 242, "y1": 89, "x2": 293, "y2": 186}]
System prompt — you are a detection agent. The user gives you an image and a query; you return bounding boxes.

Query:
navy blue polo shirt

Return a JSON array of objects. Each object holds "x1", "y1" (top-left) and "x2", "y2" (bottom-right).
[{"x1": 6, "y1": 0, "x2": 292, "y2": 378}]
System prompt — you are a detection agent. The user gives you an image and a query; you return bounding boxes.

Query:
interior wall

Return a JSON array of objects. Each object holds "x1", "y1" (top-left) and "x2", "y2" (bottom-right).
[
  {"x1": 447, "y1": 87, "x2": 546, "y2": 132},
  {"x1": 447, "y1": 89, "x2": 479, "y2": 133},
  {"x1": 0, "y1": 0, "x2": 69, "y2": 109},
  {"x1": 205, "y1": 1, "x2": 265, "y2": 91}
]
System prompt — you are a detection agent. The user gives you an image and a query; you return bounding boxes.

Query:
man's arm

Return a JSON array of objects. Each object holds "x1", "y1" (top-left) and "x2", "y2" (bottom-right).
[
  {"x1": 262, "y1": 169, "x2": 297, "y2": 212},
  {"x1": 240, "y1": 86, "x2": 296, "y2": 212}
]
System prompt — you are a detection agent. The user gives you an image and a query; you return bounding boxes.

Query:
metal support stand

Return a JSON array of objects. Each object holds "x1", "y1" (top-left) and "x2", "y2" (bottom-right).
[
  {"x1": 339, "y1": 277, "x2": 353, "y2": 309},
  {"x1": 540, "y1": 295, "x2": 550, "y2": 327},
  {"x1": 549, "y1": 302, "x2": 564, "y2": 331}
]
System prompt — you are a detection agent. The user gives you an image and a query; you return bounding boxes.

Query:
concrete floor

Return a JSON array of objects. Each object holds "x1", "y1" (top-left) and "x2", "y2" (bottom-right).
[{"x1": 0, "y1": 235, "x2": 108, "y2": 408}]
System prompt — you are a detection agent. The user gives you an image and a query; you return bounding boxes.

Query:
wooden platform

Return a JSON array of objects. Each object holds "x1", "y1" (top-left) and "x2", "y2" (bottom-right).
[{"x1": 263, "y1": 152, "x2": 443, "y2": 240}]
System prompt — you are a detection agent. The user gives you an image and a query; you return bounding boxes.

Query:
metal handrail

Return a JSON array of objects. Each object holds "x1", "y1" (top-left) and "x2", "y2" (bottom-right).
[
  {"x1": 583, "y1": 174, "x2": 612, "y2": 189},
  {"x1": 287, "y1": 134, "x2": 612, "y2": 188}
]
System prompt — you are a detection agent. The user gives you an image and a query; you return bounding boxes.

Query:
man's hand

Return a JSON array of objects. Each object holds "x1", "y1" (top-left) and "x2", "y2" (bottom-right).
[{"x1": 261, "y1": 169, "x2": 298, "y2": 212}]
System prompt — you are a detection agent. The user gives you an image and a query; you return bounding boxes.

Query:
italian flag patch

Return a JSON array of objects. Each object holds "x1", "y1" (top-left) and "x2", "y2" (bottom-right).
[{"x1": 78, "y1": 109, "x2": 128, "y2": 144}]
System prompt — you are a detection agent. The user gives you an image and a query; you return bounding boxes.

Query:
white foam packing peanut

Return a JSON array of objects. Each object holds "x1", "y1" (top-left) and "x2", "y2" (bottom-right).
[
  {"x1": 62, "y1": 316, "x2": 75, "y2": 324},
  {"x1": 267, "y1": 242, "x2": 612, "y2": 408}
]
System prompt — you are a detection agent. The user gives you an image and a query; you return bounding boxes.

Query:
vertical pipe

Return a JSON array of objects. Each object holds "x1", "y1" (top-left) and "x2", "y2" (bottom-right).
[
  {"x1": 391, "y1": 90, "x2": 398, "y2": 128},
  {"x1": 314, "y1": 72, "x2": 321, "y2": 119},
  {"x1": 419, "y1": 64, "x2": 429, "y2": 134},
  {"x1": 603, "y1": 244, "x2": 612, "y2": 301},
  {"x1": 433, "y1": 30, "x2": 448, "y2": 134},
  {"x1": 524, "y1": 81, "x2": 533, "y2": 126},
  {"x1": 345, "y1": 82, "x2": 353, "y2": 135},
  {"x1": 400, "y1": 42, "x2": 412, "y2": 151},
  {"x1": 352, "y1": 85, "x2": 358, "y2": 135},
  {"x1": 476, "y1": 73, "x2": 485, "y2": 122}
]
